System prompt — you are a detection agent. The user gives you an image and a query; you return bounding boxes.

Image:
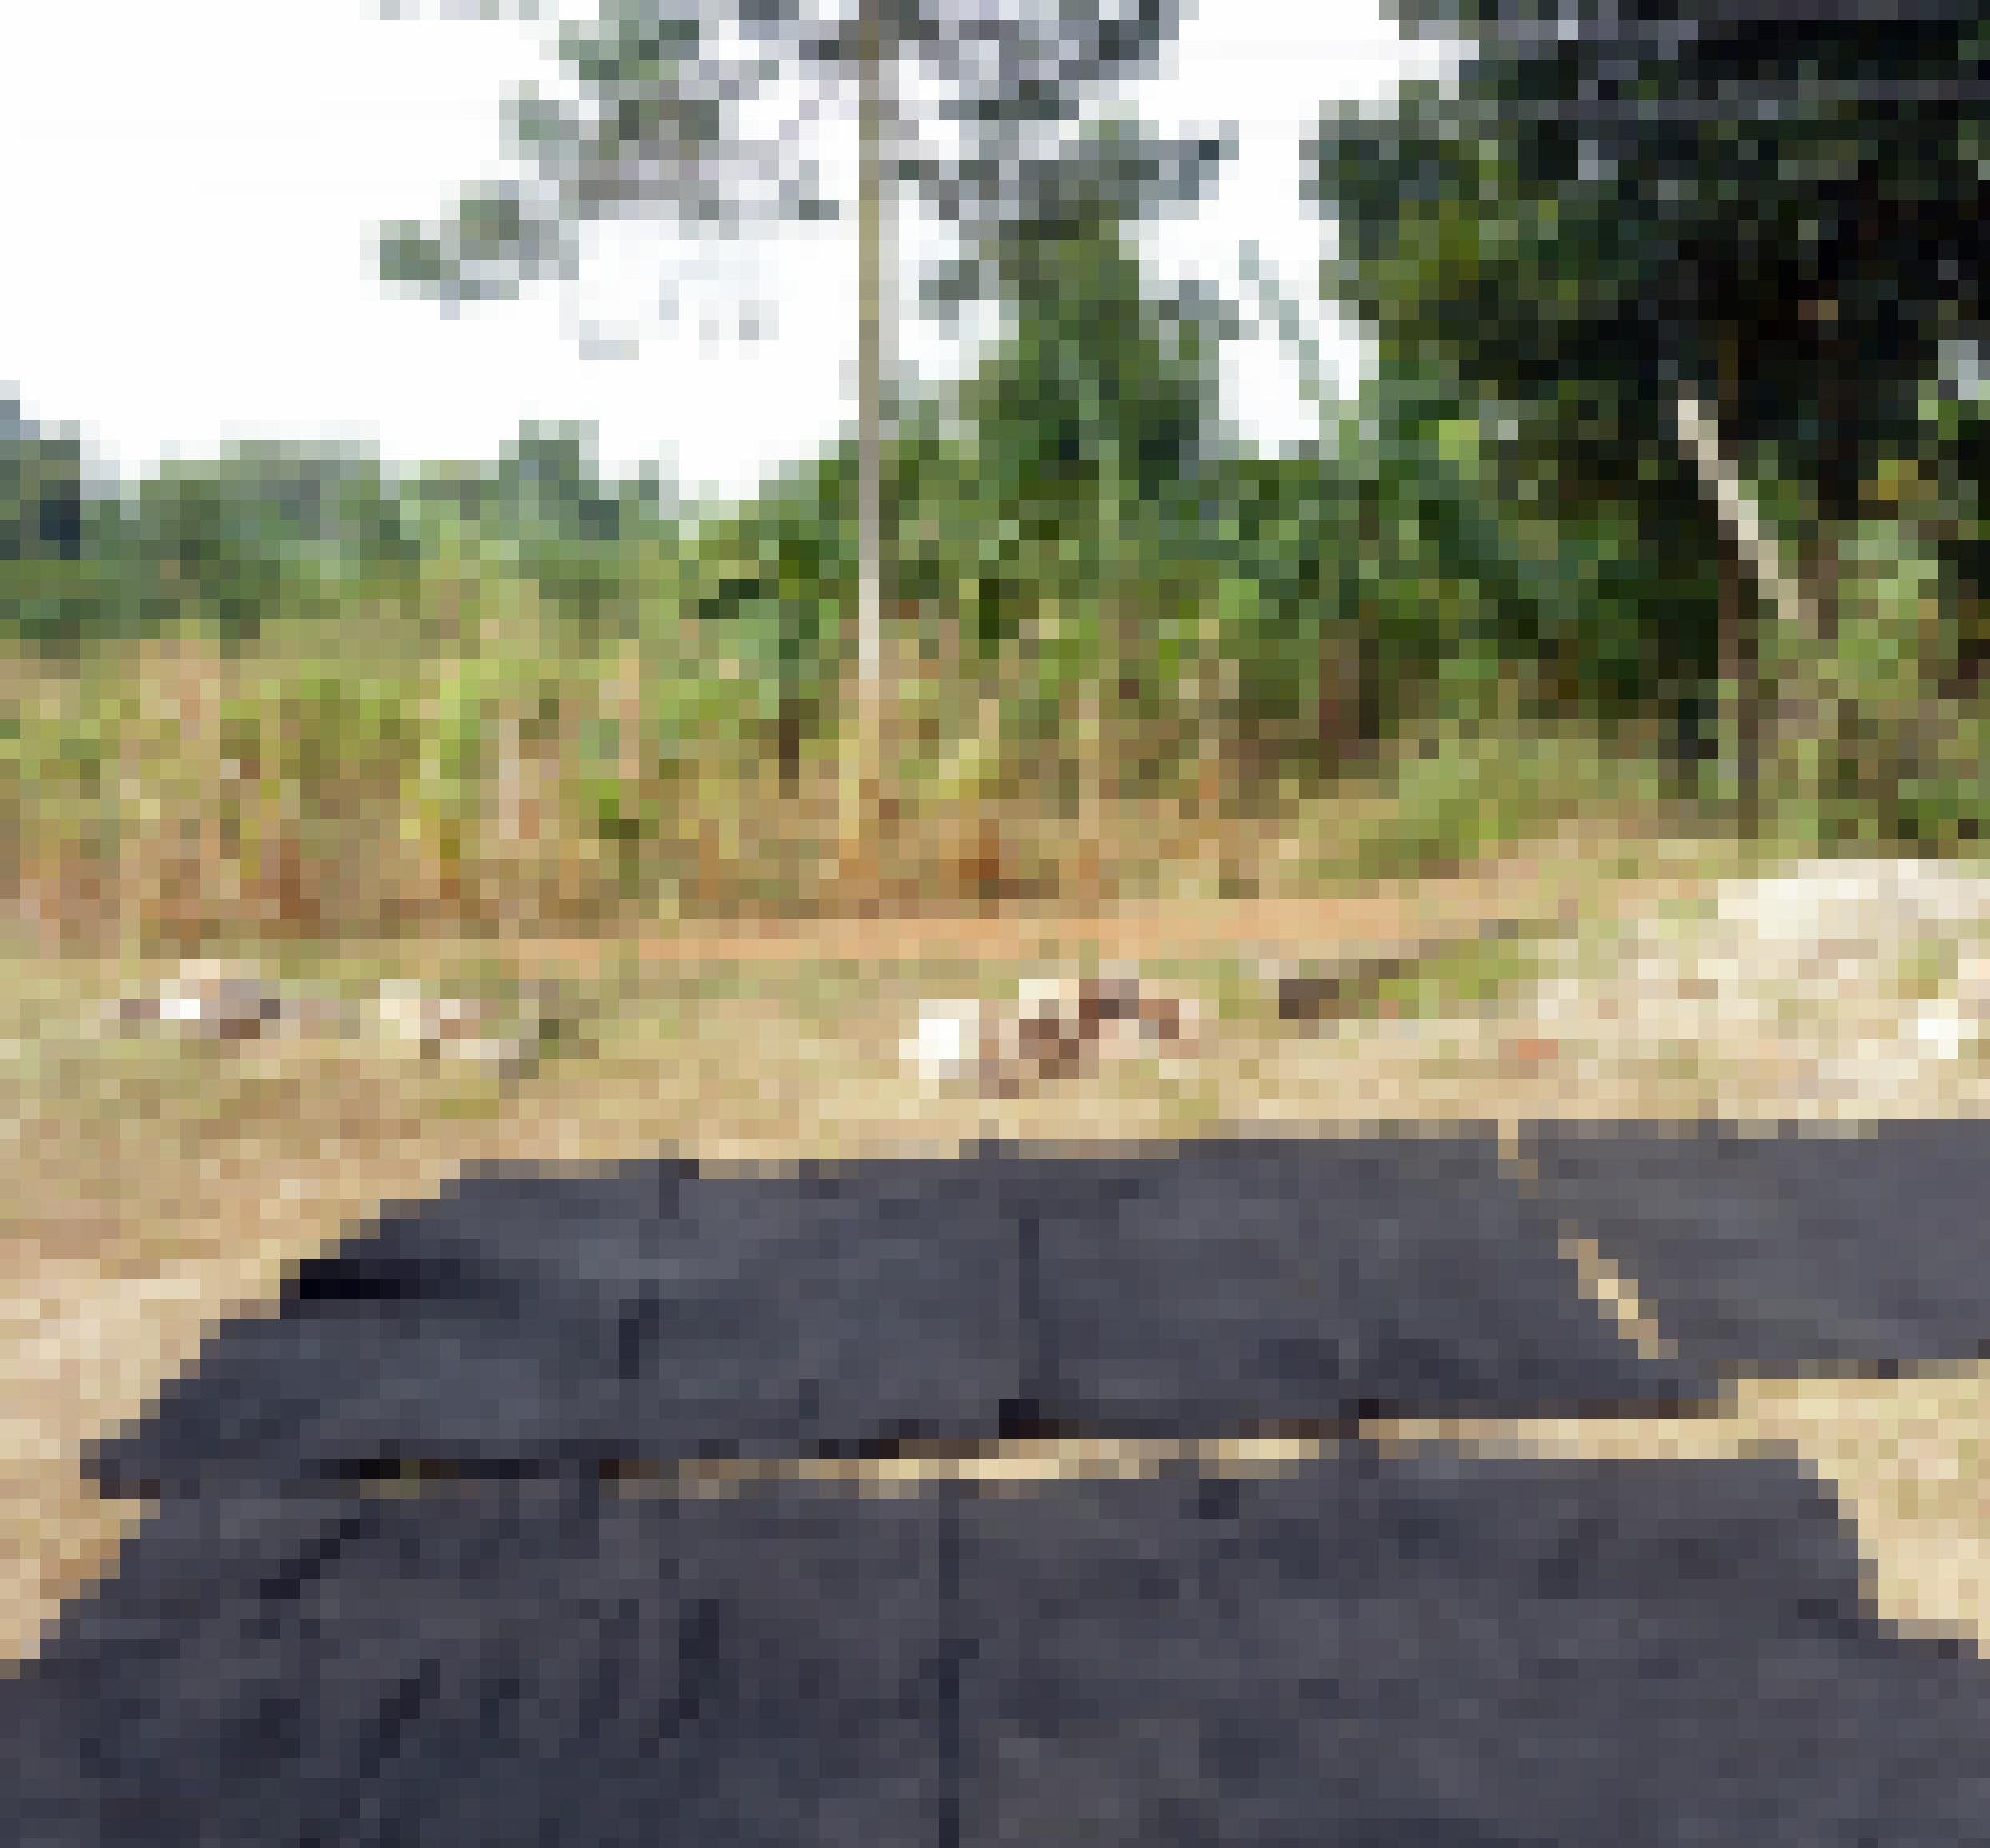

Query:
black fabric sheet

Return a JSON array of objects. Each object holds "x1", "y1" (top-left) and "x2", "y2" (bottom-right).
[
  {"x1": 1522, "y1": 1118, "x2": 1990, "y2": 1372},
  {"x1": 86, "y1": 1157, "x2": 1032, "y2": 1492},
  {"x1": 951, "y1": 1449, "x2": 1990, "y2": 1847},
  {"x1": 9, "y1": 1480, "x2": 951, "y2": 1848},
  {"x1": 85, "y1": 1136, "x2": 1701, "y2": 1498},
  {"x1": 1012, "y1": 1135, "x2": 1695, "y2": 1433},
  {"x1": 11, "y1": 1453, "x2": 1990, "y2": 1847}
]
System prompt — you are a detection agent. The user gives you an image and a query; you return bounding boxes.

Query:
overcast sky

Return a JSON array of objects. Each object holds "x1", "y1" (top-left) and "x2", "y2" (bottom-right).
[{"x1": 0, "y1": 0, "x2": 1465, "y2": 508}]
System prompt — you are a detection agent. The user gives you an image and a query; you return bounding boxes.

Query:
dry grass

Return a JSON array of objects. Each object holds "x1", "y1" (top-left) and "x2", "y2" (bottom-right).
[{"x1": 0, "y1": 605, "x2": 1745, "y2": 954}]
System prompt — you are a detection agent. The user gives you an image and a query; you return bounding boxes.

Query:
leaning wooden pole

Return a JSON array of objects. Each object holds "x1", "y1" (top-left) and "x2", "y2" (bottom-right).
[
  {"x1": 1673, "y1": 389, "x2": 1826, "y2": 831},
  {"x1": 1673, "y1": 393, "x2": 1819, "y2": 634}
]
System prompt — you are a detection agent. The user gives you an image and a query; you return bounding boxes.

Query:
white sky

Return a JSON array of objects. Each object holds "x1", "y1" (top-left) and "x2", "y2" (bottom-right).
[{"x1": 0, "y1": 0, "x2": 1464, "y2": 509}]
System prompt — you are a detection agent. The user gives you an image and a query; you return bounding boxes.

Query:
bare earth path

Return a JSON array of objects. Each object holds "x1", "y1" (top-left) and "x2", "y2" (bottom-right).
[
  {"x1": 325, "y1": 817, "x2": 1721, "y2": 982},
  {"x1": 8, "y1": 823, "x2": 1990, "y2": 1669}
]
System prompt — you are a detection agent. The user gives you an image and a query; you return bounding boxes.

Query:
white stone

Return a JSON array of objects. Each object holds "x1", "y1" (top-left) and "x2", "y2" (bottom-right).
[{"x1": 905, "y1": 1000, "x2": 985, "y2": 1084}]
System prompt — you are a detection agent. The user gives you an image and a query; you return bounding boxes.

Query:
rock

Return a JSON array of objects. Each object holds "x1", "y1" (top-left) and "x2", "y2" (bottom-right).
[
  {"x1": 905, "y1": 999, "x2": 989, "y2": 1088},
  {"x1": 101, "y1": 961, "x2": 567, "y2": 1082},
  {"x1": 371, "y1": 979, "x2": 556, "y2": 1079},
  {"x1": 906, "y1": 973, "x2": 1201, "y2": 1097},
  {"x1": 1712, "y1": 858, "x2": 1990, "y2": 952},
  {"x1": 1264, "y1": 918, "x2": 1536, "y2": 1026},
  {"x1": 1269, "y1": 958, "x2": 1409, "y2": 1025},
  {"x1": 105, "y1": 959, "x2": 293, "y2": 1043}
]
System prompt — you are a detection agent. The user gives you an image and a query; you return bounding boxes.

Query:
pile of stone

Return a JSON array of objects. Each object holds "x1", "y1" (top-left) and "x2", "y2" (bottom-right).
[{"x1": 1515, "y1": 856, "x2": 1990, "y2": 1112}]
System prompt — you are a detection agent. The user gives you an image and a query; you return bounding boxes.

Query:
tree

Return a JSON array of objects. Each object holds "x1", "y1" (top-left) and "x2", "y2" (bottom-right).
[
  {"x1": 484, "y1": 420, "x2": 638, "y2": 628},
  {"x1": 112, "y1": 444, "x2": 424, "y2": 645},
  {"x1": 932, "y1": 109, "x2": 1239, "y2": 800},
  {"x1": 0, "y1": 397, "x2": 124, "y2": 653},
  {"x1": 650, "y1": 108, "x2": 1236, "y2": 830},
  {"x1": 1312, "y1": 1, "x2": 1990, "y2": 826},
  {"x1": 941, "y1": 112, "x2": 1233, "y2": 523},
  {"x1": 376, "y1": 0, "x2": 1205, "y2": 893},
  {"x1": 0, "y1": 398, "x2": 82, "y2": 564}
]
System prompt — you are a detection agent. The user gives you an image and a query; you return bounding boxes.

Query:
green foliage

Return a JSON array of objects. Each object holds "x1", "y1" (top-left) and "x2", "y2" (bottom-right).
[
  {"x1": 1313, "y1": 75, "x2": 1731, "y2": 723},
  {"x1": 1308, "y1": 3, "x2": 1990, "y2": 815},
  {"x1": 0, "y1": 556, "x2": 133, "y2": 653},
  {"x1": 1770, "y1": 515, "x2": 1990, "y2": 854},
  {"x1": 1323, "y1": 7, "x2": 1989, "y2": 527},
  {"x1": 0, "y1": 399, "x2": 82, "y2": 562},
  {"x1": 949, "y1": 116, "x2": 1233, "y2": 519}
]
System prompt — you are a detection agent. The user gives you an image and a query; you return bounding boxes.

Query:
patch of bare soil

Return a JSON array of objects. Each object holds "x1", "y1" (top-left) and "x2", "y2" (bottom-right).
[{"x1": 277, "y1": 814, "x2": 1725, "y2": 982}]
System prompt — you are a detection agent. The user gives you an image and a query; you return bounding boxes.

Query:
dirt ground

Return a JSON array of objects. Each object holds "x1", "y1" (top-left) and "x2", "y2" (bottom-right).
[{"x1": 8, "y1": 819, "x2": 1990, "y2": 1668}]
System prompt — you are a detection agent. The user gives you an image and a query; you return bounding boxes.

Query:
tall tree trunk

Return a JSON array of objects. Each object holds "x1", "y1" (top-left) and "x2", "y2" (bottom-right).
[{"x1": 838, "y1": 0, "x2": 898, "y2": 898}]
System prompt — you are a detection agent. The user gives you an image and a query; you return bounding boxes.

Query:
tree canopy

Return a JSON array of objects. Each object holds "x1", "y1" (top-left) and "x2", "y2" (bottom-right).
[
  {"x1": 376, "y1": 0, "x2": 1208, "y2": 339},
  {"x1": 1316, "y1": 2, "x2": 1988, "y2": 512},
  {"x1": 1308, "y1": 0, "x2": 1990, "y2": 802}
]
